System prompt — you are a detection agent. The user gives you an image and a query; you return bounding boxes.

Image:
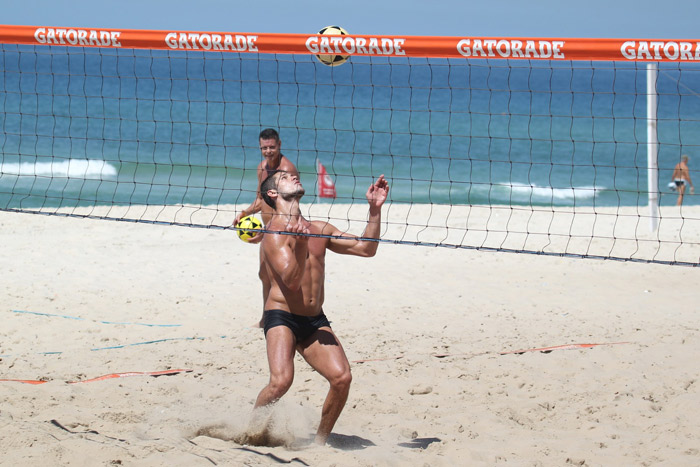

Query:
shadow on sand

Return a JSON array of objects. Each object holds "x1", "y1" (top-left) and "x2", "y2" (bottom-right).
[
  {"x1": 397, "y1": 437, "x2": 442, "y2": 449},
  {"x1": 326, "y1": 433, "x2": 377, "y2": 451},
  {"x1": 327, "y1": 433, "x2": 441, "y2": 451}
]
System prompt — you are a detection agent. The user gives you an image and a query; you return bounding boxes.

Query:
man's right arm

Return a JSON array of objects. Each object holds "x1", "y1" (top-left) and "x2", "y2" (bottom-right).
[
  {"x1": 262, "y1": 222, "x2": 310, "y2": 291},
  {"x1": 234, "y1": 165, "x2": 265, "y2": 225},
  {"x1": 235, "y1": 197, "x2": 262, "y2": 225}
]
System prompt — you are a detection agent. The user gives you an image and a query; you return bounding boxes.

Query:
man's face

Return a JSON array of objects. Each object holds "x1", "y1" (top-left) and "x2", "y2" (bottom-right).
[
  {"x1": 260, "y1": 138, "x2": 281, "y2": 166},
  {"x1": 275, "y1": 171, "x2": 305, "y2": 200}
]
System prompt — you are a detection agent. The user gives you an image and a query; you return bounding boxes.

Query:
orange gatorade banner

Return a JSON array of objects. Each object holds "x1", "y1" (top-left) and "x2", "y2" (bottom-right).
[{"x1": 1, "y1": 25, "x2": 699, "y2": 62}]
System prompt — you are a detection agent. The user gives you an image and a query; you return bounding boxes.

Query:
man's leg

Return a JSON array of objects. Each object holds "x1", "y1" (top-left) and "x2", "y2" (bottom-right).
[
  {"x1": 298, "y1": 327, "x2": 352, "y2": 445},
  {"x1": 677, "y1": 184, "x2": 686, "y2": 206},
  {"x1": 254, "y1": 248, "x2": 270, "y2": 328},
  {"x1": 245, "y1": 325, "x2": 297, "y2": 445},
  {"x1": 254, "y1": 326, "x2": 296, "y2": 408}
]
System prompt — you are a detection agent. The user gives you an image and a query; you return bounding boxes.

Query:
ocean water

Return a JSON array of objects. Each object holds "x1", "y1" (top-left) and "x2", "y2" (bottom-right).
[{"x1": 1, "y1": 44, "x2": 699, "y2": 211}]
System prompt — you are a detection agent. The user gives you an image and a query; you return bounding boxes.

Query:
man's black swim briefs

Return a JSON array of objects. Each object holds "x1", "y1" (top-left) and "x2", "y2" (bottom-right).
[{"x1": 263, "y1": 309, "x2": 331, "y2": 342}]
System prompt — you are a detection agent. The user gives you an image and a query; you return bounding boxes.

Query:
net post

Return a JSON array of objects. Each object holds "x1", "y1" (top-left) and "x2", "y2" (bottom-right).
[{"x1": 646, "y1": 62, "x2": 659, "y2": 232}]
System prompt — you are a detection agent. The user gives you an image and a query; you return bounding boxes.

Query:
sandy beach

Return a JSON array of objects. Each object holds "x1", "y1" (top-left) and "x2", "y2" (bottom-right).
[{"x1": 1, "y1": 205, "x2": 699, "y2": 466}]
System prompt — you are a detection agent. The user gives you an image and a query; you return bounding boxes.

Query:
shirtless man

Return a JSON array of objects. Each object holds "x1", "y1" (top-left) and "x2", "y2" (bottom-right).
[
  {"x1": 234, "y1": 128, "x2": 299, "y2": 228},
  {"x1": 671, "y1": 155, "x2": 694, "y2": 206},
  {"x1": 253, "y1": 170, "x2": 389, "y2": 445},
  {"x1": 234, "y1": 129, "x2": 299, "y2": 325}
]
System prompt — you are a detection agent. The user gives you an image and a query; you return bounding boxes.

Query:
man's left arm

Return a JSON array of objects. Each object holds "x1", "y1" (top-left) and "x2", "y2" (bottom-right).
[{"x1": 328, "y1": 175, "x2": 388, "y2": 257}]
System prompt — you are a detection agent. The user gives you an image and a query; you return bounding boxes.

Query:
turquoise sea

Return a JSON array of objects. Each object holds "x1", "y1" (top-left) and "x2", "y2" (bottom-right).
[{"x1": 1, "y1": 44, "x2": 699, "y2": 211}]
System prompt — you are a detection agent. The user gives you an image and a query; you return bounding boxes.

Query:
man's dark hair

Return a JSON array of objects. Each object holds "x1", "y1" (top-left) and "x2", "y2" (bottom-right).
[
  {"x1": 259, "y1": 128, "x2": 280, "y2": 141},
  {"x1": 260, "y1": 171, "x2": 280, "y2": 209}
]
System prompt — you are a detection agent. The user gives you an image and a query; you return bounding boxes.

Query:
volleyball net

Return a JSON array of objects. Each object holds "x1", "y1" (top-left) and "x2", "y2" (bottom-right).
[{"x1": 0, "y1": 25, "x2": 699, "y2": 266}]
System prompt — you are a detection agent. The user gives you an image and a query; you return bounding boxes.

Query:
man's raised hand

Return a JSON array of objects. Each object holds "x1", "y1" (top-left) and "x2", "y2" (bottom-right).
[
  {"x1": 285, "y1": 216, "x2": 311, "y2": 240},
  {"x1": 366, "y1": 174, "x2": 389, "y2": 208}
]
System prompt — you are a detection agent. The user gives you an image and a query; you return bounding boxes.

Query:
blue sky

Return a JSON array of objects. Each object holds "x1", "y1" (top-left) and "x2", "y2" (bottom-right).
[{"x1": 3, "y1": 0, "x2": 699, "y2": 38}]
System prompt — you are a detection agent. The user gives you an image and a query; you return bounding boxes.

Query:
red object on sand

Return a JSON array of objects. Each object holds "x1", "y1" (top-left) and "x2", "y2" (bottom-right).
[
  {"x1": 0, "y1": 369, "x2": 192, "y2": 385},
  {"x1": 317, "y1": 160, "x2": 337, "y2": 198}
]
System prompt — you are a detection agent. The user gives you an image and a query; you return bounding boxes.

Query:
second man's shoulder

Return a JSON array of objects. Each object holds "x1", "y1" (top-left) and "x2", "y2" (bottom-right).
[{"x1": 279, "y1": 157, "x2": 299, "y2": 172}]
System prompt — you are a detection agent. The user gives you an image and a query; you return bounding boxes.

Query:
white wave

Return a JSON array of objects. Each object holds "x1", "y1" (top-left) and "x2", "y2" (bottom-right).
[
  {"x1": 462, "y1": 181, "x2": 601, "y2": 202},
  {"x1": 507, "y1": 182, "x2": 599, "y2": 200},
  {"x1": 0, "y1": 159, "x2": 117, "y2": 179}
]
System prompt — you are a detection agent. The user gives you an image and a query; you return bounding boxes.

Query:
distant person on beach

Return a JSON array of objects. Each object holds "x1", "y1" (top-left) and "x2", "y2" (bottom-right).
[
  {"x1": 250, "y1": 170, "x2": 388, "y2": 445},
  {"x1": 671, "y1": 155, "x2": 694, "y2": 206},
  {"x1": 234, "y1": 129, "x2": 299, "y2": 326}
]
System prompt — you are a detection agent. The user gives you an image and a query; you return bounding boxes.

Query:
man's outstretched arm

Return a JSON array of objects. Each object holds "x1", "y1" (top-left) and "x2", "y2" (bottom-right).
[
  {"x1": 328, "y1": 175, "x2": 389, "y2": 257},
  {"x1": 234, "y1": 166, "x2": 266, "y2": 226}
]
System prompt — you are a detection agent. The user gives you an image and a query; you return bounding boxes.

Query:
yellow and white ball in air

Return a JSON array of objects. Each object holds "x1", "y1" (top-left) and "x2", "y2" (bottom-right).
[{"x1": 315, "y1": 25, "x2": 350, "y2": 66}]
